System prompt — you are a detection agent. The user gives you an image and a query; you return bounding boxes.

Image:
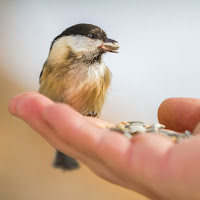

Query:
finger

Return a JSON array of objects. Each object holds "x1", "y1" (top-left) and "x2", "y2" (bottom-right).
[
  {"x1": 85, "y1": 116, "x2": 114, "y2": 128},
  {"x1": 8, "y1": 93, "x2": 69, "y2": 150},
  {"x1": 9, "y1": 92, "x2": 36, "y2": 115},
  {"x1": 158, "y1": 98, "x2": 200, "y2": 132},
  {"x1": 42, "y1": 103, "x2": 113, "y2": 154},
  {"x1": 42, "y1": 103, "x2": 132, "y2": 182},
  {"x1": 9, "y1": 93, "x2": 53, "y2": 132}
]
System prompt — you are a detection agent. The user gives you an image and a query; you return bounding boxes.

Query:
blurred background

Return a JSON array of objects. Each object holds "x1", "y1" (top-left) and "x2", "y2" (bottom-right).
[{"x1": 1, "y1": 0, "x2": 200, "y2": 199}]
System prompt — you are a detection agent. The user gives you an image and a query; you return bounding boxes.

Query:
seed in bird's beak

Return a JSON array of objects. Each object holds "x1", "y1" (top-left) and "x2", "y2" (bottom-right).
[{"x1": 100, "y1": 38, "x2": 120, "y2": 53}]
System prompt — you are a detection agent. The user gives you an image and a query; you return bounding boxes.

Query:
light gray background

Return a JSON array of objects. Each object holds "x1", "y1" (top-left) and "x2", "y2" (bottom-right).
[{"x1": 1, "y1": 0, "x2": 200, "y2": 124}]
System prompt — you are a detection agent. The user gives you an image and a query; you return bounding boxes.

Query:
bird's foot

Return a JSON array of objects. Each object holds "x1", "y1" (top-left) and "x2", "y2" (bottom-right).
[{"x1": 87, "y1": 112, "x2": 98, "y2": 118}]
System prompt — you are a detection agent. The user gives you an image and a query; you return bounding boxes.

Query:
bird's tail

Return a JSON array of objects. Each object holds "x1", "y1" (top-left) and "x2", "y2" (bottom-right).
[{"x1": 53, "y1": 150, "x2": 80, "y2": 171}]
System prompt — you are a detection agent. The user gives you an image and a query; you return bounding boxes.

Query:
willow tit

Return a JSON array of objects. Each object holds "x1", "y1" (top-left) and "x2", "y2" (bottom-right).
[{"x1": 39, "y1": 23, "x2": 119, "y2": 170}]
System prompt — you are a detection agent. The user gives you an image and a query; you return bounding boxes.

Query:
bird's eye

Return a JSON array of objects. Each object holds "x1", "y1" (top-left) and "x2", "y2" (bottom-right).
[{"x1": 87, "y1": 33, "x2": 95, "y2": 39}]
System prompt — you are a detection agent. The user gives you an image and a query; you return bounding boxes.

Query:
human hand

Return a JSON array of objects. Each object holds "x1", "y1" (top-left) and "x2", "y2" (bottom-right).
[{"x1": 9, "y1": 93, "x2": 200, "y2": 200}]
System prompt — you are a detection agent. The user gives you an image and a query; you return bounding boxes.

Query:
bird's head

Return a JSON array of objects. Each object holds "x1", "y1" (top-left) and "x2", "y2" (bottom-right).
[{"x1": 47, "y1": 23, "x2": 119, "y2": 65}]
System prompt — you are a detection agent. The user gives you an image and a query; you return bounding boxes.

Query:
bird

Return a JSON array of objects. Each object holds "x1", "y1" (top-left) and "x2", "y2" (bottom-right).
[{"x1": 39, "y1": 23, "x2": 119, "y2": 171}]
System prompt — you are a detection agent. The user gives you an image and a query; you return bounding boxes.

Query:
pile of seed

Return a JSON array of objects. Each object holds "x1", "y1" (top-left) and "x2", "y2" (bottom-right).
[{"x1": 111, "y1": 121, "x2": 192, "y2": 142}]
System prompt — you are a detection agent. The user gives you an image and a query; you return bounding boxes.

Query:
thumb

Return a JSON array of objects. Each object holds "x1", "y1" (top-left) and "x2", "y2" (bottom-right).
[{"x1": 158, "y1": 97, "x2": 200, "y2": 132}]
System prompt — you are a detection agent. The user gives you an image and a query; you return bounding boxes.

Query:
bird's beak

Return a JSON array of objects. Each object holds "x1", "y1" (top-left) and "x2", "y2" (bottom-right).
[{"x1": 100, "y1": 38, "x2": 120, "y2": 53}]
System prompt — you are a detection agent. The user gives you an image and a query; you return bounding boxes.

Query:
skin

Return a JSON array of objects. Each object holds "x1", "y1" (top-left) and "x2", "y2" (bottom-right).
[{"x1": 9, "y1": 93, "x2": 200, "y2": 200}]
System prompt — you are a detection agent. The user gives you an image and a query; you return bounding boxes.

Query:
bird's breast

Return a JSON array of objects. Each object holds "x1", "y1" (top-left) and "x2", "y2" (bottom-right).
[
  {"x1": 62, "y1": 62, "x2": 111, "y2": 115},
  {"x1": 39, "y1": 61, "x2": 111, "y2": 116}
]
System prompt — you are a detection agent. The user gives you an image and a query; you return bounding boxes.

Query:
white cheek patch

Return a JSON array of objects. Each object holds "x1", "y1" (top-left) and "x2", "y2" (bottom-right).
[
  {"x1": 49, "y1": 35, "x2": 103, "y2": 64},
  {"x1": 66, "y1": 35, "x2": 102, "y2": 52},
  {"x1": 48, "y1": 37, "x2": 69, "y2": 63}
]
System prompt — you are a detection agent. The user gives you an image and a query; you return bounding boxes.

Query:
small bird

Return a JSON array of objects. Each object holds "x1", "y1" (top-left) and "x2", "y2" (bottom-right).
[{"x1": 39, "y1": 23, "x2": 119, "y2": 171}]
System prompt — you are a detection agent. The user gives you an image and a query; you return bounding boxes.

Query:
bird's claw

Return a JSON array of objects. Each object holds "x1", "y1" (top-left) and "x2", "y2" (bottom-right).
[{"x1": 87, "y1": 112, "x2": 98, "y2": 118}]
